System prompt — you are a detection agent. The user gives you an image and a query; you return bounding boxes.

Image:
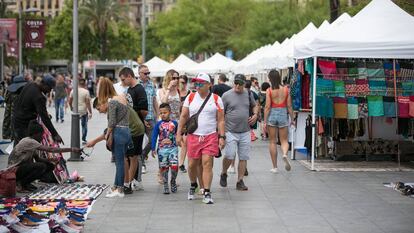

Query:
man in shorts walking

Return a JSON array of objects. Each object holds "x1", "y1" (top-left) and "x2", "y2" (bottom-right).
[
  {"x1": 220, "y1": 74, "x2": 259, "y2": 191},
  {"x1": 177, "y1": 73, "x2": 225, "y2": 204}
]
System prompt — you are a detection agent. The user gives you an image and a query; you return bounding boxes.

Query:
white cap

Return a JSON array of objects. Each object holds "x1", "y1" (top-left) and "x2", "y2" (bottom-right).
[{"x1": 192, "y1": 72, "x2": 211, "y2": 83}]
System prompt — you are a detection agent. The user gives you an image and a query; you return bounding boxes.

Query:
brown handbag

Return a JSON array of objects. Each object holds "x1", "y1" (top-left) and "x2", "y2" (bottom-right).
[{"x1": 0, "y1": 166, "x2": 18, "y2": 197}]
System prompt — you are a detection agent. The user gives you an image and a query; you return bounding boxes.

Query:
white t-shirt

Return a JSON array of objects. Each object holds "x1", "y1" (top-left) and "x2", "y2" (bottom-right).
[
  {"x1": 183, "y1": 92, "x2": 224, "y2": 136},
  {"x1": 113, "y1": 82, "x2": 128, "y2": 95},
  {"x1": 69, "y1": 88, "x2": 90, "y2": 115}
]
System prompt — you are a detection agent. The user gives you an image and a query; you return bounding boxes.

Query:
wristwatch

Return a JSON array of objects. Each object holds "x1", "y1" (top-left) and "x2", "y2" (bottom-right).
[{"x1": 219, "y1": 135, "x2": 226, "y2": 140}]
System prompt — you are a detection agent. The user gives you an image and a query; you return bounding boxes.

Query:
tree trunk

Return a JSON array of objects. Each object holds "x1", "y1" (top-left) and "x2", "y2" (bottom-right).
[
  {"x1": 330, "y1": 0, "x2": 340, "y2": 23},
  {"x1": 101, "y1": 32, "x2": 107, "y2": 60}
]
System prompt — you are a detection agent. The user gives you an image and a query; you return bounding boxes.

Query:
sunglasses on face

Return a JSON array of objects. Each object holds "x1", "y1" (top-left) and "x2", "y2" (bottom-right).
[
  {"x1": 141, "y1": 72, "x2": 150, "y2": 76},
  {"x1": 194, "y1": 82, "x2": 207, "y2": 88},
  {"x1": 172, "y1": 76, "x2": 179, "y2": 80},
  {"x1": 234, "y1": 80, "x2": 245, "y2": 86}
]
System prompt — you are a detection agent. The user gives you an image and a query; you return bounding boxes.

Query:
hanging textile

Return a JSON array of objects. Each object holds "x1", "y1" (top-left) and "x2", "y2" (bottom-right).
[
  {"x1": 409, "y1": 96, "x2": 414, "y2": 117},
  {"x1": 316, "y1": 96, "x2": 334, "y2": 117},
  {"x1": 291, "y1": 70, "x2": 302, "y2": 110},
  {"x1": 357, "y1": 61, "x2": 368, "y2": 79},
  {"x1": 316, "y1": 78, "x2": 334, "y2": 96},
  {"x1": 333, "y1": 80, "x2": 345, "y2": 97},
  {"x1": 318, "y1": 59, "x2": 338, "y2": 80},
  {"x1": 347, "y1": 97, "x2": 359, "y2": 120},
  {"x1": 357, "y1": 97, "x2": 369, "y2": 118},
  {"x1": 347, "y1": 61, "x2": 358, "y2": 77},
  {"x1": 301, "y1": 72, "x2": 310, "y2": 109},
  {"x1": 400, "y1": 62, "x2": 414, "y2": 79},
  {"x1": 333, "y1": 97, "x2": 348, "y2": 119},
  {"x1": 336, "y1": 61, "x2": 348, "y2": 78},
  {"x1": 367, "y1": 96, "x2": 384, "y2": 117},
  {"x1": 366, "y1": 61, "x2": 385, "y2": 78},
  {"x1": 383, "y1": 96, "x2": 396, "y2": 117},
  {"x1": 355, "y1": 79, "x2": 370, "y2": 96},
  {"x1": 398, "y1": 96, "x2": 410, "y2": 118}
]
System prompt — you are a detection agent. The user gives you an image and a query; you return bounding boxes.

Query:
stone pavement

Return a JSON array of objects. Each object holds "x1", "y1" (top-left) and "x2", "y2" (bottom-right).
[{"x1": 2, "y1": 108, "x2": 414, "y2": 233}]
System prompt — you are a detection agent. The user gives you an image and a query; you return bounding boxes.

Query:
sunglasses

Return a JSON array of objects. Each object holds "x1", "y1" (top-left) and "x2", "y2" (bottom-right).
[
  {"x1": 194, "y1": 82, "x2": 207, "y2": 88},
  {"x1": 172, "y1": 76, "x2": 179, "y2": 80},
  {"x1": 234, "y1": 80, "x2": 245, "y2": 86},
  {"x1": 141, "y1": 72, "x2": 150, "y2": 76}
]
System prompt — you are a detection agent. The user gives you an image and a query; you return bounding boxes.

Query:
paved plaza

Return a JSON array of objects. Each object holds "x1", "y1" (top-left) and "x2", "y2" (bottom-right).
[{"x1": 2, "y1": 109, "x2": 414, "y2": 233}]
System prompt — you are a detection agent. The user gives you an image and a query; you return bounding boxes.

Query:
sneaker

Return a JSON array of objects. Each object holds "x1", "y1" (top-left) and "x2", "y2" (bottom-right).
[
  {"x1": 163, "y1": 184, "x2": 170, "y2": 194},
  {"x1": 188, "y1": 185, "x2": 197, "y2": 200},
  {"x1": 197, "y1": 188, "x2": 205, "y2": 196},
  {"x1": 220, "y1": 173, "x2": 228, "y2": 187},
  {"x1": 202, "y1": 192, "x2": 214, "y2": 204},
  {"x1": 236, "y1": 180, "x2": 248, "y2": 191},
  {"x1": 282, "y1": 156, "x2": 291, "y2": 171},
  {"x1": 106, "y1": 188, "x2": 124, "y2": 198},
  {"x1": 124, "y1": 186, "x2": 133, "y2": 195},
  {"x1": 131, "y1": 179, "x2": 144, "y2": 191},
  {"x1": 171, "y1": 180, "x2": 177, "y2": 193},
  {"x1": 82, "y1": 141, "x2": 87, "y2": 145},
  {"x1": 270, "y1": 168, "x2": 278, "y2": 173},
  {"x1": 142, "y1": 166, "x2": 147, "y2": 174},
  {"x1": 244, "y1": 168, "x2": 249, "y2": 176},
  {"x1": 227, "y1": 166, "x2": 235, "y2": 174},
  {"x1": 179, "y1": 165, "x2": 187, "y2": 173}
]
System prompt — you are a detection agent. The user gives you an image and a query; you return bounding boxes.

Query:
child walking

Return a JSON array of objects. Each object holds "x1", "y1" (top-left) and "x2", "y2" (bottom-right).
[{"x1": 151, "y1": 103, "x2": 179, "y2": 194}]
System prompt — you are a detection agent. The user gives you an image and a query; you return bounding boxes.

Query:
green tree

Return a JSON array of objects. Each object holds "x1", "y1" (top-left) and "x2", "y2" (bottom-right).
[{"x1": 79, "y1": 0, "x2": 130, "y2": 59}]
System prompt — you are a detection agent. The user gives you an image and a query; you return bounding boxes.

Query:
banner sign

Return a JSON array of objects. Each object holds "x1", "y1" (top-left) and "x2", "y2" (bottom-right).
[
  {"x1": 24, "y1": 19, "x2": 46, "y2": 49},
  {"x1": 0, "y1": 18, "x2": 18, "y2": 57}
]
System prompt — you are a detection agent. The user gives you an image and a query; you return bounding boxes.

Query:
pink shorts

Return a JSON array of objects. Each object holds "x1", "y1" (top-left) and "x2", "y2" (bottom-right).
[{"x1": 187, "y1": 132, "x2": 219, "y2": 159}]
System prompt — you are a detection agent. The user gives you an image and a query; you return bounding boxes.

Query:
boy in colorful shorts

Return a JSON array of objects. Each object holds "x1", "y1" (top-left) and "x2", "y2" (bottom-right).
[{"x1": 151, "y1": 103, "x2": 179, "y2": 194}]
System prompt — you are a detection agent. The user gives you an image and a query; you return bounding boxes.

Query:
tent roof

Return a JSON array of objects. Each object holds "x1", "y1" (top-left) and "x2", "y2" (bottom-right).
[
  {"x1": 191, "y1": 53, "x2": 237, "y2": 74},
  {"x1": 296, "y1": 0, "x2": 414, "y2": 59},
  {"x1": 169, "y1": 54, "x2": 199, "y2": 73},
  {"x1": 144, "y1": 56, "x2": 170, "y2": 76}
]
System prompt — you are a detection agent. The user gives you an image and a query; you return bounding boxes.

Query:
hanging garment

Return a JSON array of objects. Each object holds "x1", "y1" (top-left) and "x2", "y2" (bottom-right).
[
  {"x1": 292, "y1": 71, "x2": 302, "y2": 110},
  {"x1": 297, "y1": 60, "x2": 305, "y2": 74},
  {"x1": 383, "y1": 96, "x2": 397, "y2": 117},
  {"x1": 357, "y1": 97, "x2": 369, "y2": 118},
  {"x1": 367, "y1": 96, "x2": 384, "y2": 117},
  {"x1": 368, "y1": 79, "x2": 386, "y2": 96},
  {"x1": 333, "y1": 97, "x2": 348, "y2": 119},
  {"x1": 355, "y1": 79, "x2": 370, "y2": 96},
  {"x1": 402, "y1": 81, "x2": 414, "y2": 96},
  {"x1": 366, "y1": 61, "x2": 385, "y2": 78},
  {"x1": 347, "y1": 97, "x2": 359, "y2": 120},
  {"x1": 398, "y1": 96, "x2": 410, "y2": 118},
  {"x1": 305, "y1": 58, "x2": 314, "y2": 76},
  {"x1": 318, "y1": 118, "x2": 324, "y2": 135},
  {"x1": 409, "y1": 96, "x2": 414, "y2": 117},
  {"x1": 347, "y1": 120, "x2": 357, "y2": 138},
  {"x1": 347, "y1": 61, "x2": 358, "y2": 77},
  {"x1": 357, "y1": 118, "x2": 365, "y2": 137},
  {"x1": 304, "y1": 115, "x2": 312, "y2": 151},
  {"x1": 316, "y1": 96, "x2": 334, "y2": 118},
  {"x1": 301, "y1": 72, "x2": 311, "y2": 109},
  {"x1": 357, "y1": 61, "x2": 368, "y2": 79},
  {"x1": 318, "y1": 59, "x2": 338, "y2": 80},
  {"x1": 398, "y1": 118, "x2": 410, "y2": 136},
  {"x1": 316, "y1": 78, "x2": 334, "y2": 96},
  {"x1": 333, "y1": 80, "x2": 345, "y2": 97},
  {"x1": 336, "y1": 61, "x2": 348, "y2": 78},
  {"x1": 345, "y1": 79, "x2": 358, "y2": 97},
  {"x1": 383, "y1": 62, "x2": 400, "y2": 78},
  {"x1": 323, "y1": 118, "x2": 332, "y2": 137},
  {"x1": 338, "y1": 119, "x2": 348, "y2": 139},
  {"x1": 400, "y1": 62, "x2": 414, "y2": 79}
]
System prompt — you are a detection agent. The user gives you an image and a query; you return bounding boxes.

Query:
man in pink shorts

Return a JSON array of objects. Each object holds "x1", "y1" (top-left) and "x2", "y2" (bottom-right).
[{"x1": 177, "y1": 73, "x2": 225, "y2": 204}]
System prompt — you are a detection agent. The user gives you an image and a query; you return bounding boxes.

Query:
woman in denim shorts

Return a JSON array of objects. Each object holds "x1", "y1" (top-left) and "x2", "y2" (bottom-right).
[{"x1": 263, "y1": 70, "x2": 295, "y2": 173}]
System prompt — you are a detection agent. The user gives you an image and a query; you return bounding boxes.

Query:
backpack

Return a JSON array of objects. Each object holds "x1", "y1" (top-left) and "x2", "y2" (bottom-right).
[{"x1": 188, "y1": 92, "x2": 221, "y2": 110}]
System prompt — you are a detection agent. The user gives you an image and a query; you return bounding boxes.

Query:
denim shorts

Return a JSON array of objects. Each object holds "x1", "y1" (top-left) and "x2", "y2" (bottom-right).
[{"x1": 267, "y1": 108, "x2": 289, "y2": 128}]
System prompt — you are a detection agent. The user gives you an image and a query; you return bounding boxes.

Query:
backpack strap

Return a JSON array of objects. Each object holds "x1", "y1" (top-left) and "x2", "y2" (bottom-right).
[
  {"x1": 188, "y1": 92, "x2": 196, "y2": 105},
  {"x1": 213, "y1": 94, "x2": 222, "y2": 110}
]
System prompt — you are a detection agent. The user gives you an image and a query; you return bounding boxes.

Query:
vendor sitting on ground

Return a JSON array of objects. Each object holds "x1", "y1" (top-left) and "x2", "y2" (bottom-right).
[{"x1": 7, "y1": 120, "x2": 80, "y2": 192}]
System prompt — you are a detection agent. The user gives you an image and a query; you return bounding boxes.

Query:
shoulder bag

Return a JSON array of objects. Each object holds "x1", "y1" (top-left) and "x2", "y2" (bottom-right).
[{"x1": 184, "y1": 92, "x2": 212, "y2": 134}]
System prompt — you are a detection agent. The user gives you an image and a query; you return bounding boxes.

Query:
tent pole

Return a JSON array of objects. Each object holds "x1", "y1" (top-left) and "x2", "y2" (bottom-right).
[
  {"x1": 393, "y1": 59, "x2": 401, "y2": 171},
  {"x1": 311, "y1": 56, "x2": 317, "y2": 171}
]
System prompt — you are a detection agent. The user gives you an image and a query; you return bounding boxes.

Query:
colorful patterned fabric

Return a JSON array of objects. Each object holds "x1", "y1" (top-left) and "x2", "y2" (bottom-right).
[
  {"x1": 316, "y1": 96, "x2": 333, "y2": 118},
  {"x1": 345, "y1": 80, "x2": 358, "y2": 97},
  {"x1": 316, "y1": 78, "x2": 334, "y2": 96},
  {"x1": 367, "y1": 96, "x2": 384, "y2": 117},
  {"x1": 368, "y1": 79, "x2": 386, "y2": 95},
  {"x1": 357, "y1": 61, "x2": 368, "y2": 79},
  {"x1": 398, "y1": 96, "x2": 410, "y2": 118},
  {"x1": 347, "y1": 61, "x2": 358, "y2": 77},
  {"x1": 357, "y1": 97, "x2": 368, "y2": 118},
  {"x1": 355, "y1": 79, "x2": 370, "y2": 96},
  {"x1": 333, "y1": 80, "x2": 345, "y2": 97},
  {"x1": 409, "y1": 96, "x2": 414, "y2": 117},
  {"x1": 318, "y1": 59, "x2": 338, "y2": 80},
  {"x1": 347, "y1": 97, "x2": 359, "y2": 120},
  {"x1": 333, "y1": 97, "x2": 348, "y2": 119},
  {"x1": 366, "y1": 61, "x2": 385, "y2": 78}
]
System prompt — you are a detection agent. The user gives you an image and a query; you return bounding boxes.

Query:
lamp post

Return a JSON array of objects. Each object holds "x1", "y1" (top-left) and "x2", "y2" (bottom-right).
[
  {"x1": 141, "y1": 0, "x2": 146, "y2": 62},
  {"x1": 69, "y1": 0, "x2": 81, "y2": 161},
  {"x1": 18, "y1": 5, "x2": 39, "y2": 75}
]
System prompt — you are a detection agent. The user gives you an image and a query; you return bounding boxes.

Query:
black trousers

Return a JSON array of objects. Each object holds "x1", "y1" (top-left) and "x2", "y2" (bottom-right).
[{"x1": 16, "y1": 162, "x2": 55, "y2": 187}]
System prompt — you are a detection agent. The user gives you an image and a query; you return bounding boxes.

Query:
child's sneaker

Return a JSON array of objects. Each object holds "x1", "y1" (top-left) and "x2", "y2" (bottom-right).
[
  {"x1": 202, "y1": 192, "x2": 214, "y2": 204},
  {"x1": 171, "y1": 180, "x2": 177, "y2": 193}
]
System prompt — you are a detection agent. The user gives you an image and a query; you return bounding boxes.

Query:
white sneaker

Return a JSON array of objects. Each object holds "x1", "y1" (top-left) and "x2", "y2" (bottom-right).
[
  {"x1": 202, "y1": 192, "x2": 214, "y2": 204},
  {"x1": 270, "y1": 168, "x2": 278, "y2": 173},
  {"x1": 283, "y1": 156, "x2": 291, "y2": 171},
  {"x1": 197, "y1": 188, "x2": 205, "y2": 196},
  {"x1": 131, "y1": 179, "x2": 144, "y2": 191},
  {"x1": 227, "y1": 166, "x2": 235, "y2": 174},
  {"x1": 105, "y1": 188, "x2": 124, "y2": 198},
  {"x1": 142, "y1": 166, "x2": 147, "y2": 174}
]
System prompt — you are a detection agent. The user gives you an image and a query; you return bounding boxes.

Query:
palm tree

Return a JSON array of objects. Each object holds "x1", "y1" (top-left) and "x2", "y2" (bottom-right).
[{"x1": 79, "y1": 0, "x2": 130, "y2": 59}]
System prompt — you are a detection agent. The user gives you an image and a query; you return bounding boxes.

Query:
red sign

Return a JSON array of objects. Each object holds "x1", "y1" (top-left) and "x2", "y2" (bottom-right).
[
  {"x1": 0, "y1": 18, "x2": 18, "y2": 57},
  {"x1": 24, "y1": 19, "x2": 46, "y2": 49}
]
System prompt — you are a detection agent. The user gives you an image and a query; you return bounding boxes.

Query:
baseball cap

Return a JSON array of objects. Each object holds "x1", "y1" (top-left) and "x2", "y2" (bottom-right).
[
  {"x1": 7, "y1": 75, "x2": 27, "y2": 93},
  {"x1": 192, "y1": 73, "x2": 211, "y2": 83},
  {"x1": 234, "y1": 74, "x2": 246, "y2": 83},
  {"x1": 42, "y1": 74, "x2": 56, "y2": 89}
]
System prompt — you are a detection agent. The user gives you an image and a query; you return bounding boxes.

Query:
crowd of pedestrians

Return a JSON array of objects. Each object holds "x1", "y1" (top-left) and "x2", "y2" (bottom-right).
[{"x1": 2, "y1": 65, "x2": 295, "y2": 205}]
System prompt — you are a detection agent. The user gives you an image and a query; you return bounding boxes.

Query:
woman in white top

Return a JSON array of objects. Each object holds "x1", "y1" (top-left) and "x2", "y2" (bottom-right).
[{"x1": 157, "y1": 69, "x2": 181, "y2": 121}]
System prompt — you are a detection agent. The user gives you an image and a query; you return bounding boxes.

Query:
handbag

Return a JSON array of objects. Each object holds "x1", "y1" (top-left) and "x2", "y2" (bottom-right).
[
  {"x1": 0, "y1": 166, "x2": 17, "y2": 197},
  {"x1": 185, "y1": 92, "x2": 212, "y2": 134}
]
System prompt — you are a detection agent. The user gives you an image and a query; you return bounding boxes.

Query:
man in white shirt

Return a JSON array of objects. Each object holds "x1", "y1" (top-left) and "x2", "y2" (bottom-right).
[
  {"x1": 68, "y1": 78, "x2": 92, "y2": 144},
  {"x1": 177, "y1": 73, "x2": 225, "y2": 204}
]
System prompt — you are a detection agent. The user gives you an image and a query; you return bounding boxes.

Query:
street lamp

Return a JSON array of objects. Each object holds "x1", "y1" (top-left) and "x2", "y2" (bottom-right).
[{"x1": 18, "y1": 6, "x2": 39, "y2": 75}]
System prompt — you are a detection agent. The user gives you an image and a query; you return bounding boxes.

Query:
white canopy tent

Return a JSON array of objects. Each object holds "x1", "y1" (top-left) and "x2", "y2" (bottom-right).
[
  {"x1": 144, "y1": 56, "x2": 171, "y2": 77},
  {"x1": 189, "y1": 52, "x2": 237, "y2": 74},
  {"x1": 231, "y1": 44, "x2": 273, "y2": 74},
  {"x1": 168, "y1": 54, "x2": 199, "y2": 75},
  {"x1": 294, "y1": 0, "x2": 414, "y2": 170}
]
